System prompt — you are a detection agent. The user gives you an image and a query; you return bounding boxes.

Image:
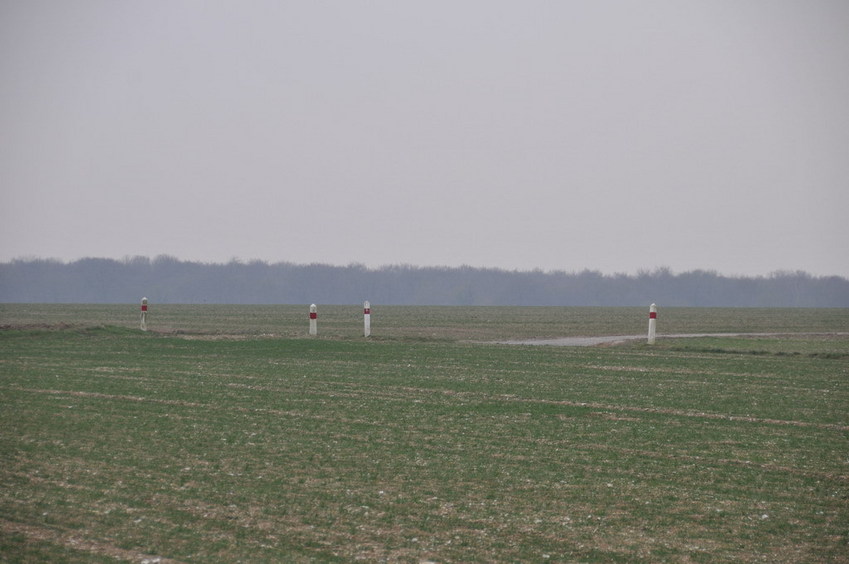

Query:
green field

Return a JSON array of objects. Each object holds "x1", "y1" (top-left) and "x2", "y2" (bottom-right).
[{"x1": 1, "y1": 305, "x2": 848, "y2": 562}]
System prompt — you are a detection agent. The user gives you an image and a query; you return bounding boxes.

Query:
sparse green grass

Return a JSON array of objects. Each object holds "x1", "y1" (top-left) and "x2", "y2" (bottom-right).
[
  {"x1": 2, "y1": 304, "x2": 848, "y2": 340},
  {"x1": 1, "y1": 306, "x2": 848, "y2": 562},
  {"x1": 661, "y1": 334, "x2": 849, "y2": 358}
]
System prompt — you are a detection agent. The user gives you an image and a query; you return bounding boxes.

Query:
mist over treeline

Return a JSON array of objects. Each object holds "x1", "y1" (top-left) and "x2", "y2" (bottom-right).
[{"x1": 1, "y1": 256, "x2": 848, "y2": 307}]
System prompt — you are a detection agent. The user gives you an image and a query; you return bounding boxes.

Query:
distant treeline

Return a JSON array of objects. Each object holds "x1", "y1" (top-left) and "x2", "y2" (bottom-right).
[{"x1": 1, "y1": 256, "x2": 848, "y2": 307}]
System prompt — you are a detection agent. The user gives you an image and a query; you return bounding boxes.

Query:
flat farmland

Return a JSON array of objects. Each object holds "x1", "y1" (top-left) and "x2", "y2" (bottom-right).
[
  {"x1": 1, "y1": 305, "x2": 848, "y2": 562},
  {"x1": 3, "y1": 304, "x2": 849, "y2": 340}
]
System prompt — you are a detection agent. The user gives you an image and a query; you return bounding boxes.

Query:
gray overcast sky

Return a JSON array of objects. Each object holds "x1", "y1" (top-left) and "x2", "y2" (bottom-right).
[{"x1": 2, "y1": 1, "x2": 848, "y2": 277}]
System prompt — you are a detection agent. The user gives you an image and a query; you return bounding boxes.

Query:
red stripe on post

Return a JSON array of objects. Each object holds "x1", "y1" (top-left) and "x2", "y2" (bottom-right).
[
  {"x1": 649, "y1": 312, "x2": 656, "y2": 319},
  {"x1": 364, "y1": 308, "x2": 370, "y2": 315},
  {"x1": 310, "y1": 312, "x2": 317, "y2": 319},
  {"x1": 141, "y1": 305, "x2": 148, "y2": 311}
]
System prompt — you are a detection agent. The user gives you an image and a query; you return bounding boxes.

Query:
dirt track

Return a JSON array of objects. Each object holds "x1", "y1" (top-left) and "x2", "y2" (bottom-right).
[{"x1": 496, "y1": 332, "x2": 849, "y2": 347}]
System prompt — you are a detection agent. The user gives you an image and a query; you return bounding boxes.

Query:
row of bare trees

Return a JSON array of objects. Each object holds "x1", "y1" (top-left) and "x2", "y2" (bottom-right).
[{"x1": 1, "y1": 256, "x2": 847, "y2": 307}]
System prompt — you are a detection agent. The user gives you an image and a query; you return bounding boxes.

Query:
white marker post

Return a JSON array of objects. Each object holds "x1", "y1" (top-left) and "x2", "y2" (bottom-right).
[
  {"x1": 309, "y1": 304, "x2": 317, "y2": 336},
  {"x1": 363, "y1": 301, "x2": 371, "y2": 337},
  {"x1": 140, "y1": 297, "x2": 148, "y2": 331},
  {"x1": 647, "y1": 303, "x2": 657, "y2": 345}
]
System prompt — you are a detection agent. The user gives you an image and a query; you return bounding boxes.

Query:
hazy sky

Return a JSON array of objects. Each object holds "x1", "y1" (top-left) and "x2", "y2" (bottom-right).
[{"x1": 2, "y1": 1, "x2": 848, "y2": 277}]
